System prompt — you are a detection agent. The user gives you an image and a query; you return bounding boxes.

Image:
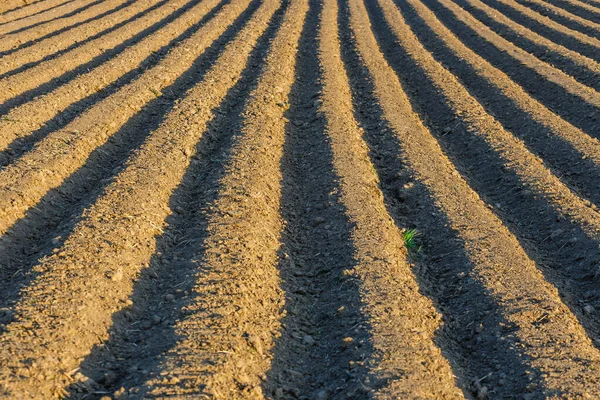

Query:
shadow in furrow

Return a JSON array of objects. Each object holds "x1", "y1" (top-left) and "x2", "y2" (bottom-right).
[
  {"x1": 0, "y1": 0, "x2": 216, "y2": 167},
  {"x1": 0, "y1": 0, "x2": 211, "y2": 116},
  {"x1": 0, "y1": 0, "x2": 172, "y2": 81},
  {"x1": 420, "y1": 0, "x2": 600, "y2": 140},
  {"x1": 478, "y1": 0, "x2": 600, "y2": 62},
  {"x1": 369, "y1": 0, "x2": 600, "y2": 366},
  {"x1": 0, "y1": 0, "x2": 261, "y2": 336},
  {"x1": 0, "y1": 0, "x2": 142, "y2": 60},
  {"x1": 541, "y1": 0, "x2": 600, "y2": 24},
  {"x1": 1, "y1": 0, "x2": 106, "y2": 36},
  {"x1": 354, "y1": 0, "x2": 556, "y2": 397},
  {"x1": 65, "y1": 2, "x2": 287, "y2": 398},
  {"x1": 263, "y1": 0, "x2": 371, "y2": 398},
  {"x1": 395, "y1": 0, "x2": 600, "y2": 217},
  {"x1": 515, "y1": 0, "x2": 600, "y2": 40},
  {"x1": 0, "y1": 0, "x2": 76, "y2": 23},
  {"x1": 454, "y1": 0, "x2": 600, "y2": 90}
]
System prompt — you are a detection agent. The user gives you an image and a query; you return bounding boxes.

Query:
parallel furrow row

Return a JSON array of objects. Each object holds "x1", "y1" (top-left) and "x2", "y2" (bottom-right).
[
  {"x1": 0, "y1": 0, "x2": 261, "y2": 237},
  {"x1": 0, "y1": 0, "x2": 284, "y2": 397},
  {"x1": 479, "y1": 0, "x2": 600, "y2": 62},
  {"x1": 0, "y1": 0, "x2": 205, "y2": 108},
  {"x1": 0, "y1": 0, "x2": 164, "y2": 76},
  {"x1": 0, "y1": 0, "x2": 75, "y2": 24},
  {"x1": 455, "y1": 0, "x2": 600, "y2": 91},
  {"x1": 136, "y1": 0, "x2": 308, "y2": 396},
  {"x1": 362, "y1": 0, "x2": 600, "y2": 396},
  {"x1": 538, "y1": 0, "x2": 600, "y2": 24},
  {"x1": 421, "y1": 0, "x2": 600, "y2": 136},
  {"x1": 1, "y1": 0, "x2": 600, "y2": 397},
  {"x1": 515, "y1": 0, "x2": 600, "y2": 40},
  {"x1": 0, "y1": 0, "x2": 104, "y2": 36},
  {"x1": 0, "y1": 0, "x2": 67, "y2": 18},
  {"x1": 0, "y1": 0, "x2": 216, "y2": 165},
  {"x1": 313, "y1": 0, "x2": 463, "y2": 396}
]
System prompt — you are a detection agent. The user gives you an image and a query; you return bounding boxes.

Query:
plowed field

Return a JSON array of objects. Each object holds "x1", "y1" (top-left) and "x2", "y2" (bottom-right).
[{"x1": 1, "y1": 0, "x2": 600, "y2": 398}]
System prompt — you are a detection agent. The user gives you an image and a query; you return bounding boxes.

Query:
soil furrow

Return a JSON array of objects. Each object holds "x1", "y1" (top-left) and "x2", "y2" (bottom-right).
[
  {"x1": 130, "y1": 0, "x2": 306, "y2": 397},
  {"x1": 457, "y1": 0, "x2": 600, "y2": 91},
  {"x1": 263, "y1": 0, "x2": 375, "y2": 397},
  {"x1": 0, "y1": 0, "x2": 137, "y2": 58},
  {"x1": 540, "y1": 0, "x2": 600, "y2": 24},
  {"x1": 0, "y1": 0, "x2": 127, "y2": 46},
  {"x1": 63, "y1": 3, "x2": 287, "y2": 398},
  {"x1": 395, "y1": 0, "x2": 600, "y2": 239},
  {"x1": 0, "y1": 0, "x2": 247, "y2": 330},
  {"x1": 577, "y1": 0, "x2": 600, "y2": 8},
  {"x1": 0, "y1": 0, "x2": 205, "y2": 110},
  {"x1": 0, "y1": 0, "x2": 137, "y2": 60},
  {"x1": 0, "y1": 0, "x2": 163, "y2": 78},
  {"x1": 0, "y1": 0, "x2": 76, "y2": 25},
  {"x1": 267, "y1": 6, "x2": 373, "y2": 399},
  {"x1": 364, "y1": 0, "x2": 600, "y2": 396},
  {"x1": 0, "y1": 0, "x2": 250, "y2": 238},
  {"x1": 389, "y1": 0, "x2": 600, "y2": 375},
  {"x1": 478, "y1": 0, "x2": 600, "y2": 62},
  {"x1": 515, "y1": 0, "x2": 600, "y2": 40},
  {"x1": 277, "y1": 0, "x2": 462, "y2": 396},
  {"x1": 0, "y1": 0, "x2": 211, "y2": 122},
  {"x1": 419, "y1": 0, "x2": 600, "y2": 139},
  {"x1": 0, "y1": 0, "x2": 279, "y2": 397},
  {"x1": 0, "y1": 0, "x2": 217, "y2": 165},
  {"x1": 0, "y1": 0, "x2": 67, "y2": 18},
  {"x1": 0, "y1": 0, "x2": 105, "y2": 36}
]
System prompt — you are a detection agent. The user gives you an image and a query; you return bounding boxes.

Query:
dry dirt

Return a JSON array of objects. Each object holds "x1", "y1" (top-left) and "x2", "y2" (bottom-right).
[{"x1": 1, "y1": 0, "x2": 600, "y2": 398}]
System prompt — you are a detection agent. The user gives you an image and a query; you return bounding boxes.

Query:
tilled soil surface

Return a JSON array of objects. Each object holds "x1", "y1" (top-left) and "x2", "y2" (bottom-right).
[{"x1": 1, "y1": 0, "x2": 600, "y2": 398}]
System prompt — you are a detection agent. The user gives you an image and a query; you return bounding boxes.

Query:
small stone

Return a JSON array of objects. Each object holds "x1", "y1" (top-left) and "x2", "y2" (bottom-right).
[
  {"x1": 111, "y1": 270, "x2": 123, "y2": 282},
  {"x1": 302, "y1": 335, "x2": 315, "y2": 346},
  {"x1": 152, "y1": 315, "x2": 162, "y2": 325},
  {"x1": 584, "y1": 305, "x2": 595, "y2": 314},
  {"x1": 275, "y1": 388, "x2": 285, "y2": 398},
  {"x1": 165, "y1": 293, "x2": 175, "y2": 302}
]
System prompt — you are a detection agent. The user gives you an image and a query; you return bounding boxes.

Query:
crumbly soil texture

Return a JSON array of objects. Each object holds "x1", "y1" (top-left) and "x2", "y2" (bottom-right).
[{"x1": 2, "y1": 0, "x2": 600, "y2": 398}]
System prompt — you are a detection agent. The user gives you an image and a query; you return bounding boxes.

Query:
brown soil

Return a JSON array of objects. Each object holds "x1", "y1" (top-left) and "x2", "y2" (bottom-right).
[{"x1": 1, "y1": 0, "x2": 600, "y2": 398}]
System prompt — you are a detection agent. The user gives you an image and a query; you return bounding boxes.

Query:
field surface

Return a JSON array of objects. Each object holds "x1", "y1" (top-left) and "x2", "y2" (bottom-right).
[{"x1": 1, "y1": 0, "x2": 600, "y2": 398}]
